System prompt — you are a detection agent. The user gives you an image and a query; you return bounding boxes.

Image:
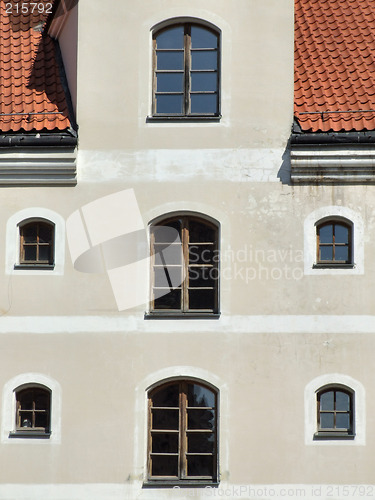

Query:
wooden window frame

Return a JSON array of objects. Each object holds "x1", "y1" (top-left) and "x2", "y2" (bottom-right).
[
  {"x1": 315, "y1": 387, "x2": 354, "y2": 439},
  {"x1": 152, "y1": 22, "x2": 220, "y2": 119},
  {"x1": 315, "y1": 219, "x2": 353, "y2": 268},
  {"x1": 12, "y1": 386, "x2": 51, "y2": 437},
  {"x1": 146, "y1": 380, "x2": 218, "y2": 485},
  {"x1": 18, "y1": 220, "x2": 55, "y2": 268},
  {"x1": 148, "y1": 215, "x2": 219, "y2": 318}
]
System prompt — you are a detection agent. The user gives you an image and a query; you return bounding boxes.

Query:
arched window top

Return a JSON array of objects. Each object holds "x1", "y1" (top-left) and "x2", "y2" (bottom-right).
[
  {"x1": 152, "y1": 21, "x2": 220, "y2": 118},
  {"x1": 149, "y1": 214, "x2": 219, "y2": 316},
  {"x1": 315, "y1": 385, "x2": 354, "y2": 439},
  {"x1": 316, "y1": 217, "x2": 353, "y2": 267},
  {"x1": 147, "y1": 379, "x2": 218, "y2": 483}
]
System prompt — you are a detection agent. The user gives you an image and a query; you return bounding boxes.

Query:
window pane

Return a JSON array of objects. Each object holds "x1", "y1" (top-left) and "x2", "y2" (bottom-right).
[
  {"x1": 189, "y1": 267, "x2": 216, "y2": 288},
  {"x1": 152, "y1": 432, "x2": 178, "y2": 453},
  {"x1": 335, "y1": 246, "x2": 349, "y2": 262},
  {"x1": 320, "y1": 391, "x2": 334, "y2": 410},
  {"x1": 38, "y1": 245, "x2": 51, "y2": 262},
  {"x1": 336, "y1": 391, "x2": 350, "y2": 411},
  {"x1": 319, "y1": 224, "x2": 333, "y2": 244},
  {"x1": 188, "y1": 432, "x2": 214, "y2": 453},
  {"x1": 153, "y1": 289, "x2": 181, "y2": 309},
  {"x1": 191, "y1": 51, "x2": 217, "y2": 70},
  {"x1": 189, "y1": 244, "x2": 214, "y2": 265},
  {"x1": 38, "y1": 225, "x2": 52, "y2": 243},
  {"x1": 22, "y1": 225, "x2": 37, "y2": 243},
  {"x1": 19, "y1": 392, "x2": 33, "y2": 410},
  {"x1": 19, "y1": 412, "x2": 33, "y2": 427},
  {"x1": 152, "y1": 384, "x2": 179, "y2": 407},
  {"x1": 157, "y1": 51, "x2": 184, "y2": 70},
  {"x1": 189, "y1": 220, "x2": 215, "y2": 243},
  {"x1": 156, "y1": 94, "x2": 183, "y2": 114},
  {"x1": 24, "y1": 246, "x2": 37, "y2": 261},
  {"x1": 320, "y1": 245, "x2": 333, "y2": 261},
  {"x1": 187, "y1": 384, "x2": 215, "y2": 407},
  {"x1": 154, "y1": 244, "x2": 182, "y2": 266},
  {"x1": 191, "y1": 26, "x2": 218, "y2": 49},
  {"x1": 187, "y1": 409, "x2": 215, "y2": 430},
  {"x1": 320, "y1": 412, "x2": 334, "y2": 428},
  {"x1": 152, "y1": 408, "x2": 179, "y2": 430},
  {"x1": 336, "y1": 413, "x2": 350, "y2": 429},
  {"x1": 154, "y1": 267, "x2": 182, "y2": 288},
  {"x1": 35, "y1": 412, "x2": 48, "y2": 429},
  {"x1": 156, "y1": 73, "x2": 184, "y2": 92},
  {"x1": 34, "y1": 391, "x2": 49, "y2": 410},
  {"x1": 335, "y1": 224, "x2": 349, "y2": 244},
  {"x1": 156, "y1": 26, "x2": 184, "y2": 49},
  {"x1": 191, "y1": 72, "x2": 217, "y2": 92},
  {"x1": 153, "y1": 221, "x2": 181, "y2": 243},
  {"x1": 187, "y1": 455, "x2": 213, "y2": 477},
  {"x1": 190, "y1": 94, "x2": 218, "y2": 114},
  {"x1": 151, "y1": 455, "x2": 178, "y2": 476},
  {"x1": 188, "y1": 288, "x2": 215, "y2": 310}
]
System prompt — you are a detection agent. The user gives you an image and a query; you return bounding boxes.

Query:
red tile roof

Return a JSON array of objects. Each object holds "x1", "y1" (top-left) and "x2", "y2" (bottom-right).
[
  {"x1": 295, "y1": 0, "x2": 375, "y2": 133},
  {"x1": 0, "y1": 0, "x2": 71, "y2": 133}
]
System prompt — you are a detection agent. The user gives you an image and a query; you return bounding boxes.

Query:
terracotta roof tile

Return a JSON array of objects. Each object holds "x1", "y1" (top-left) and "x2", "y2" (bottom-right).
[
  {"x1": 295, "y1": 0, "x2": 375, "y2": 132},
  {"x1": 0, "y1": 0, "x2": 71, "y2": 133}
]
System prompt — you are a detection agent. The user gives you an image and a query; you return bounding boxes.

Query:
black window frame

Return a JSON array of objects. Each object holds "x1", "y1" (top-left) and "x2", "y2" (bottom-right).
[
  {"x1": 314, "y1": 218, "x2": 353, "y2": 268},
  {"x1": 151, "y1": 21, "x2": 221, "y2": 120},
  {"x1": 314, "y1": 386, "x2": 355, "y2": 439}
]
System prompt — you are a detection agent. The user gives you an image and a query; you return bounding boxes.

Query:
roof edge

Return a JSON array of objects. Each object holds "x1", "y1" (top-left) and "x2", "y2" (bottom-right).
[{"x1": 0, "y1": 134, "x2": 78, "y2": 147}]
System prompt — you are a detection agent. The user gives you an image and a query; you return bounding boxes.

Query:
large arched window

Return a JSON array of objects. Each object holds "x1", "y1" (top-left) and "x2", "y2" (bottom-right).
[
  {"x1": 315, "y1": 386, "x2": 354, "y2": 439},
  {"x1": 152, "y1": 21, "x2": 220, "y2": 117},
  {"x1": 18, "y1": 219, "x2": 55, "y2": 267},
  {"x1": 147, "y1": 380, "x2": 218, "y2": 483},
  {"x1": 149, "y1": 214, "x2": 219, "y2": 316},
  {"x1": 316, "y1": 218, "x2": 352, "y2": 267}
]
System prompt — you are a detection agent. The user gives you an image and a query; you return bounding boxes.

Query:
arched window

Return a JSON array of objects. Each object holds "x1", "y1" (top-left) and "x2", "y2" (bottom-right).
[
  {"x1": 152, "y1": 21, "x2": 220, "y2": 117},
  {"x1": 149, "y1": 214, "x2": 219, "y2": 316},
  {"x1": 147, "y1": 380, "x2": 218, "y2": 483},
  {"x1": 19, "y1": 220, "x2": 54, "y2": 267},
  {"x1": 316, "y1": 386, "x2": 354, "y2": 439},
  {"x1": 316, "y1": 219, "x2": 352, "y2": 266},
  {"x1": 13, "y1": 385, "x2": 51, "y2": 437}
]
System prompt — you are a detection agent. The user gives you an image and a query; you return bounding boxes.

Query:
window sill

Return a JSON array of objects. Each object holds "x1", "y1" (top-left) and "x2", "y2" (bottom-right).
[
  {"x1": 145, "y1": 312, "x2": 220, "y2": 320},
  {"x1": 314, "y1": 432, "x2": 355, "y2": 440},
  {"x1": 313, "y1": 263, "x2": 354, "y2": 269},
  {"x1": 143, "y1": 481, "x2": 219, "y2": 488},
  {"x1": 9, "y1": 431, "x2": 51, "y2": 439},
  {"x1": 147, "y1": 115, "x2": 221, "y2": 123},
  {"x1": 14, "y1": 264, "x2": 55, "y2": 271}
]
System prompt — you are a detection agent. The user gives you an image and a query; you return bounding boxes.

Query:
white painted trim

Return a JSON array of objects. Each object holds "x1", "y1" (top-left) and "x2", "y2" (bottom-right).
[
  {"x1": 1, "y1": 373, "x2": 62, "y2": 444},
  {"x1": 304, "y1": 205, "x2": 364, "y2": 275},
  {"x1": 134, "y1": 366, "x2": 229, "y2": 484},
  {"x1": 5, "y1": 208, "x2": 65, "y2": 276},
  {"x1": 304, "y1": 374, "x2": 365, "y2": 446}
]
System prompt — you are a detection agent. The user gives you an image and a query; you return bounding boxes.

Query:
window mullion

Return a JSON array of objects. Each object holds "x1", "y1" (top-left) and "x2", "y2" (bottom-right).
[
  {"x1": 180, "y1": 383, "x2": 188, "y2": 479},
  {"x1": 184, "y1": 26, "x2": 190, "y2": 115},
  {"x1": 182, "y1": 220, "x2": 189, "y2": 312}
]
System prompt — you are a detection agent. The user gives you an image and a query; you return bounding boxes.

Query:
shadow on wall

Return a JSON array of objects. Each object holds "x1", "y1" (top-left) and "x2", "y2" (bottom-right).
[{"x1": 277, "y1": 138, "x2": 292, "y2": 185}]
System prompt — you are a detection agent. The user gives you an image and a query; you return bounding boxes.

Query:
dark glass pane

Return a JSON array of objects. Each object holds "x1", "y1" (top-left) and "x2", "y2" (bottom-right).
[
  {"x1": 152, "y1": 408, "x2": 179, "y2": 430},
  {"x1": 24, "y1": 246, "x2": 37, "y2": 261},
  {"x1": 153, "y1": 221, "x2": 181, "y2": 243},
  {"x1": 38, "y1": 224, "x2": 52, "y2": 243},
  {"x1": 154, "y1": 244, "x2": 182, "y2": 265},
  {"x1": 336, "y1": 391, "x2": 350, "y2": 411},
  {"x1": 320, "y1": 245, "x2": 333, "y2": 261},
  {"x1": 336, "y1": 413, "x2": 350, "y2": 429},
  {"x1": 188, "y1": 432, "x2": 214, "y2": 453},
  {"x1": 191, "y1": 72, "x2": 217, "y2": 92},
  {"x1": 154, "y1": 267, "x2": 183, "y2": 288},
  {"x1": 319, "y1": 225, "x2": 333, "y2": 244},
  {"x1": 191, "y1": 26, "x2": 218, "y2": 49},
  {"x1": 156, "y1": 94, "x2": 183, "y2": 114},
  {"x1": 190, "y1": 94, "x2": 218, "y2": 114},
  {"x1": 34, "y1": 391, "x2": 49, "y2": 410},
  {"x1": 320, "y1": 391, "x2": 334, "y2": 411},
  {"x1": 189, "y1": 220, "x2": 215, "y2": 243},
  {"x1": 335, "y1": 246, "x2": 349, "y2": 262},
  {"x1": 188, "y1": 288, "x2": 215, "y2": 310},
  {"x1": 153, "y1": 289, "x2": 181, "y2": 310},
  {"x1": 189, "y1": 267, "x2": 216, "y2": 288},
  {"x1": 152, "y1": 383, "x2": 179, "y2": 407},
  {"x1": 35, "y1": 412, "x2": 48, "y2": 429},
  {"x1": 151, "y1": 455, "x2": 178, "y2": 476},
  {"x1": 38, "y1": 245, "x2": 51, "y2": 262},
  {"x1": 320, "y1": 412, "x2": 334, "y2": 429},
  {"x1": 152, "y1": 432, "x2": 178, "y2": 453},
  {"x1": 157, "y1": 72, "x2": 184, "y2": 92},
  {"x1": 22, "y1": 225, "x2": 37, "y2": 243},
  {"x1": 187, "y1": 455, "x2": 213, "y2": 477},
  {"x1": 334, "y1": 224, "x2": 349, "y2": 244},
  {"x1": 157, "y1": 51, "x2": 184, "y2": 70},
  {"x1": 189, "y1": 244, "x2": 214, "y2": 265},
  {"x1": 19, "y1": 411, "x2": 33, "y2": 427},
  {"x1": 156, "y1": 26, "x2": 184, "y2": 49},
  {"x1": 187, "y1": 384, "x2": 215, "y2": 407},
  {"x1": 191, "y1": 51, "x2": 217, "y2": 70},
  {"x1": 187, "y1": 409, "x2": 215, "y2": 430}
]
